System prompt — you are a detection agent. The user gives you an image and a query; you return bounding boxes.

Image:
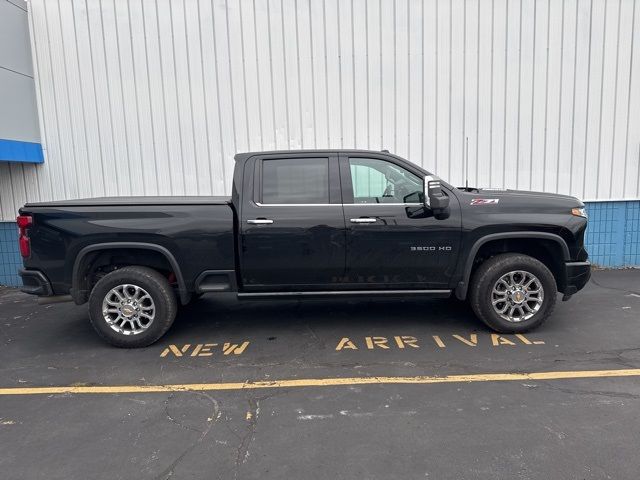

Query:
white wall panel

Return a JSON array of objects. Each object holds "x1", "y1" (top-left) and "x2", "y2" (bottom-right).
[{"x1": 1, "y1": 0, "x2": 639, "y2": 221}]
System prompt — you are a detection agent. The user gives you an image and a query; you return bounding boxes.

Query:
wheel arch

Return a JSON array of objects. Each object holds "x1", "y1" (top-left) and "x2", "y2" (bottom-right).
[
  {"x1": 71, "y1": 242, "x2": 189, "y2": 305},
  {"x1": 455, "y1": 232, "x2": 570, "y2": 300}
]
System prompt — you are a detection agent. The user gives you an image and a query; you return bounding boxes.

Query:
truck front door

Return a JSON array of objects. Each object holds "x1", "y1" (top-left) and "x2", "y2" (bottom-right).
[
  {"x1": 340, "y1": 154, "x2": 461, "y2": 288},
  {"x1": 239, "y1": 154, "x2": 346, "y2": 289}
]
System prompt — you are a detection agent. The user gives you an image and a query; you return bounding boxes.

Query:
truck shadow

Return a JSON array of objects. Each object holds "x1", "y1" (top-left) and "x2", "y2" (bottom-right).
[
  {"x1": 169, "y1": 294, "x2": 487, "y2": 339},
  {"x1": 5, "y1": 291, "x2": 488, "y2": 354}
]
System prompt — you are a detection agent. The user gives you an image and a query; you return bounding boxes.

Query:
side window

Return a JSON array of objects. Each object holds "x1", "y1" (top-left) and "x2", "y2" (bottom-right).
[
  {"x1": 349, "y1": 158, "x2": 423, "y2": 204},
  {"x1": 261, "y1": 157, "x2": 329, "y2": 204}
]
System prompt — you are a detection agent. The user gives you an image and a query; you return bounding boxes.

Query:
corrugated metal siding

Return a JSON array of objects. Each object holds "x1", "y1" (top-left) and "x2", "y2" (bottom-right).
[{"x1": 1, "y1": 0, "x2": 639, "y2": 221}]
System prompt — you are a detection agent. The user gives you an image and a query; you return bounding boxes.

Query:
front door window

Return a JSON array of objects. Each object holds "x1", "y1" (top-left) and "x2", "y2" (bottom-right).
[{"x1": 349, "y1": 157, "x2": 423, "y2": 204}]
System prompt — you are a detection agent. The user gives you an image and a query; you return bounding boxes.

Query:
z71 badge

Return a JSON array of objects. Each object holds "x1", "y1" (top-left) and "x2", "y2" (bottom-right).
[{"x1": 470, "y1": 198, "x2": 499, "y2": 205}]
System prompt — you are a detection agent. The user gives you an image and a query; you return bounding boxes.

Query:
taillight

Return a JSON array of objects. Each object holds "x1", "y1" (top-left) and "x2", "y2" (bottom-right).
[{"x1": 16, "y1": 215, "x2": 33, "y2": 258}]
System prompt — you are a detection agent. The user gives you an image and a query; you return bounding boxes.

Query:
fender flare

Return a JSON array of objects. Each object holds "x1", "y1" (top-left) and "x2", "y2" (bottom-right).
[
  {"x1": 71, "y1": 242, "x2": 189, "y2": 305},
  {"x1": 454, "y1": 232, "x2": 570, "y2": 300}
]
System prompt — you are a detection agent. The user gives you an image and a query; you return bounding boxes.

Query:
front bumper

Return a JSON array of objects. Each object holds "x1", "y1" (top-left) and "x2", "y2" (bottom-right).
[
  {"x1": 19, "y1": 269, "x2": 53, "y2": 296},
  {"x1": 562, "y1": 261, "x2": 591, "y2": 298}
]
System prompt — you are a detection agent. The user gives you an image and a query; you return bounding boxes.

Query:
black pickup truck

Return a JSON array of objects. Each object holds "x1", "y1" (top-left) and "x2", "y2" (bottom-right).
[{"x1": 17, "y1": 150, "x2": 590, "y2": 347}]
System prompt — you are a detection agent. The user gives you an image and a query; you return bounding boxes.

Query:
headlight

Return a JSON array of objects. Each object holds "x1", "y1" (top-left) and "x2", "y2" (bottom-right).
[{"x1": 571, "y1": 207, "x2": 587, "y2": 218}]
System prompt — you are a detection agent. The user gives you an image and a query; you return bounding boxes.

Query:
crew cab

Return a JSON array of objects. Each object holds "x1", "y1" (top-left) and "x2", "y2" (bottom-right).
[{"x1": 17, "y1": 150, "x2": 591, "y2": 347}]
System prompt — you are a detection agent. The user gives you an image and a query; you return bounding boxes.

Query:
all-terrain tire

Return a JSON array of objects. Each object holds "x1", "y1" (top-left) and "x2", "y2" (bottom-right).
[
  {"x1": 469, "y1": 253, "x2": 557, "y2": 333},
  {"x1": 88, "y1": 266, "x2": 177, "y2": 348}
]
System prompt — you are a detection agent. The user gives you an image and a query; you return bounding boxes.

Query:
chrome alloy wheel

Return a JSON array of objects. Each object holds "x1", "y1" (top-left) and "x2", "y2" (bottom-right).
[
  {"x1": 102, "y1": 284, "x2": 156, "y2": 335},
  {"x1": 491, "y1": 270, "x2": 544, "y2": 323}
]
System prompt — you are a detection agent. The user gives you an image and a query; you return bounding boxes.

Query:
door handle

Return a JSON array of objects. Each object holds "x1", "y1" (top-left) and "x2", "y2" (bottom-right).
[
  {"x1": 247, "y1": 219, "x2": 274, "y2": 225},
  {"x1": 350, "y1": 217, "x2": 377, "y2": 224}
]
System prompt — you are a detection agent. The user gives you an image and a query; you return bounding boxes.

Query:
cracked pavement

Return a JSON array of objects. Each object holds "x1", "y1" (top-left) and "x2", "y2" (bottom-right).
[{"x1": 1, "y1": 269, "x2": 640, "y2": 479}]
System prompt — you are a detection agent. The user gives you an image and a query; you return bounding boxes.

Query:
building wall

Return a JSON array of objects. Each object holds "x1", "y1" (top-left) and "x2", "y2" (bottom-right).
[
  {"x1": 1, "y1": 0, "x2": 640, "y2": 285},
  {"x1": 1, "y1": 0, "x2": 639, "y2": 221},
  {"x1": 0, "y1": 0, "x2": 43, "y2": 164},
  {"x1": 0, "y1": 0, "x2": 43, "y2": 286}
]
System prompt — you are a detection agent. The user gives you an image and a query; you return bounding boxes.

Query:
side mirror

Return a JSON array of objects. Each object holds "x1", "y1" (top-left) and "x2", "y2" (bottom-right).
[{"x1": 424, "y1": 176, "x2": 450, "y2": 220}]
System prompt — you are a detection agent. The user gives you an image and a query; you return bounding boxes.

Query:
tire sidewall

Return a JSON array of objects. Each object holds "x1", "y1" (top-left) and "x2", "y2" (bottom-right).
[
  {"x1": 88, "y1": 267, "x2": 176, "y2": 348},
  {"x1": 472, "y1": 255, "x2": 557, "y2": 333}
]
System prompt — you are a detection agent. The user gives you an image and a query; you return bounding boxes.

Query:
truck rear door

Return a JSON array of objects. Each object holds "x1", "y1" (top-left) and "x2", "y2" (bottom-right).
[{"x1": 239, "y1": 153, "x2": 346, "y2": 289}]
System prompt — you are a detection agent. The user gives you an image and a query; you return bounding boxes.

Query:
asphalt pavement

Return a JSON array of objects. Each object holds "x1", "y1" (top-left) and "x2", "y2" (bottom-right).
[{"x1": 1, "y1": 269, "x2": 639, "y2": 479}]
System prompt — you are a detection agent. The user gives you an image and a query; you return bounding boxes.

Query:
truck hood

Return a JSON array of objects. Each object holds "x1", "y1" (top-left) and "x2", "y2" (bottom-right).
[
  {"x1": 456, "y1": 187, "x2": 585, "y2": 216},
  {"x1": 471, "y1": 188, "x2": 584, "y2": 206}
]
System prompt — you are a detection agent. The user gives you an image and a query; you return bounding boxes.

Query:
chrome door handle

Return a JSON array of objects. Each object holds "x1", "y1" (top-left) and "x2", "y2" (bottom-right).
[
  {"x1": 247, "y1": 219, "x2": 274, "y2": 224},
  {"x1": 350, "y1": 218, "x2": 377, "y2": 224}
]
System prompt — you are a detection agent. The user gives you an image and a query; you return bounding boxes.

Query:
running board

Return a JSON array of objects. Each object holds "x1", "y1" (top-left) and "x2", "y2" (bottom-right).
[{"x1": 237, "y1": 289, "x2": 452, "y2": 299}]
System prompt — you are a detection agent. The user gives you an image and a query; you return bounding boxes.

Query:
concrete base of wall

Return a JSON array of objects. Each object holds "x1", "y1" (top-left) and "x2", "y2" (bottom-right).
[{"x1": 1, "y1": 200, "x2": 639, "y2": 286}]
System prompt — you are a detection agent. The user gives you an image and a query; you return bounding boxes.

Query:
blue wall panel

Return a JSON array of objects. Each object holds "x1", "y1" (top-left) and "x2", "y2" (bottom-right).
[
  {"x1": 624, "y1": 202, "x2": 640, "y2": 266},
  {"x1": 584, "y1": 201, "x2": 640, "y2": 268},
  {"x1": 0, "y1": 222, "x2": 21, "y2": 286},
  {"x1": 583, "y1": 202, "x2": 622, "y2": 267},
  {"x1": 1, "y1": 202, "x2": 639, "y2": 286}
]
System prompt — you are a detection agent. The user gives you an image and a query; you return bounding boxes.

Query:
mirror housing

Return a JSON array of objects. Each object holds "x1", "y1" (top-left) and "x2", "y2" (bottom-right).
[{"x1": 424, "y1": 176, "x2": 450, "y2": 220}]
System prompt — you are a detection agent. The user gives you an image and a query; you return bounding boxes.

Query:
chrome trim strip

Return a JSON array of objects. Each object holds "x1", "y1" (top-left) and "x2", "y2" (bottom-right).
[
  {"x1": 254, "y1": 202, "x2": 423, "y2": 207},
  {"x1": 347, "y1": 203, "x2": 424, "y2": 206},
  {"x1": 254, "y1": 202, "x2": 341, "y2": 206},
  {"x1": 565, "y1": 261, "x2": 591, "y2": 267},
  {"x1": 350, "y1": 218, "x2": 378, "y2": 223},
  {"x1": 247, "y1": 219, "x2": 274, "y2": 224}
]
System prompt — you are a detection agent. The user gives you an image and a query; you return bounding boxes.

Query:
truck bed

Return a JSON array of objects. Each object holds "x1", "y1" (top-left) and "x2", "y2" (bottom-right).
[
  {"x1": 19, "y1": 197, "x2": 236, "y2": 298},
  {"x1": 24, "y1": 196, "x2": 231, "y2": 207}
]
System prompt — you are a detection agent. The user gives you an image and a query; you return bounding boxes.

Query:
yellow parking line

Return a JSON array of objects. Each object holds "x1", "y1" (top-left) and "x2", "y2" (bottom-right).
[{"x1": 1, "y1": 368, "x2": 640, "y2": 396}]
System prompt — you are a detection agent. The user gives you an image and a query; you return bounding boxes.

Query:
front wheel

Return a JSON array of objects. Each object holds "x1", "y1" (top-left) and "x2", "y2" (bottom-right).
[
  {"x1": 88, "y1": 266, "x2": 177, "y2": 348},
  {"x1": 469, "y1": 253, "x2": 557, "y2": 333}
]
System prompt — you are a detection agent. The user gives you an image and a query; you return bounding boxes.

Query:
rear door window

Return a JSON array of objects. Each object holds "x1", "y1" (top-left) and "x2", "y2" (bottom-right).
[{"x1": 261, "y1": 158, "x2": 330, "y2": 204}]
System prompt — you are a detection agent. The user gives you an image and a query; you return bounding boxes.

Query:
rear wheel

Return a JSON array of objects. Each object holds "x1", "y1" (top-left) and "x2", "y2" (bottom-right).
[
  {"x1": 88, "y1": 266, "x2": 177, "y2": 348},
  {"x1": 469, "y1": 253, "x2": 557, "y2": 333}
]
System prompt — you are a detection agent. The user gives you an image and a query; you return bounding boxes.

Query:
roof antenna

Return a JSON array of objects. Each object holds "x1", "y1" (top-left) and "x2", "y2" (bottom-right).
[{"x1": 464, "y1": 136, "x2": 469, "y2": 190}]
